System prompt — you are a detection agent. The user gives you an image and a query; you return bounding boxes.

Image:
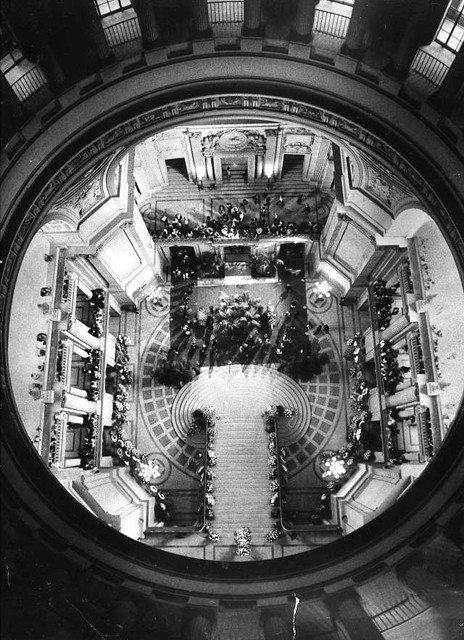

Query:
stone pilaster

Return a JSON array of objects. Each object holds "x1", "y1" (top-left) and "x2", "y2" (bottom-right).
[
  {"x1": 341, "y1": 0, "x2": 371, "y2": 58},
  {"x1": 432, "y1": 45, "x2": 464, "y2": 114},
  {"x1": 131, "y1": 0, "x2": 160, "y2": 48},
  {"x1": 80, "y1": 0, "x2": 114, "y2": 65},
  {"x1": 38, "y1": 43, "x2": 65, "y2": 90},
  {"x1": 242, "y1": 0, "x2": 262, "y2": 36},
  {"x1": 291, "y1": 0, "x2": 320, "y2": 43},
  {"x1": 190, "y1": 0, "x2": 212, "y2": 38}
]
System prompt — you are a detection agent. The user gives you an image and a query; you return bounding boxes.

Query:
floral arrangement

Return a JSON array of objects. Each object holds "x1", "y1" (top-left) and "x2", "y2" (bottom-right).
[
  {"x1": 266, "y1": 523, "x2": 284, "y2": 543},
  {"x1": 108, "y1": 337, "x2": 171, "y2": 520},
  {"x1": 320, "y1": 449, "x2": 354, "y2": 480},
  {"x1": 114, "y1": 335, "x2": 133, "y2": 386},
  {"x1": 307, "y1": 446, "x2": 357, "y2": 523},
  {"x1": 349, "y1": 379, "x2": 370, "y2": 412},
  {"x1": 196, "y1": 413, "x2": 219, "y2": 542},
  {"x1": 347, "y1": 411, "x2": 370, "y2": 443},
  {"x1": 264, "y1": 417, "x2": 288, "y2": 538},
  {"x1": 88, "y1": 288, "x2": 105, "y2": 338},
  {"x1": 234, "y1": 527, "x2": 252, "y2": 556},
  {"x1": 372, "y1": 279, "x2": 400, "y2": 330},
  {"x1": 187, "y1": 405, "x2": 216, "y2": 437},
  {"x1": 78, "y1": 412, "x2": 98, "y2": 470},
  {"x1": 196, "y1": 307, "x2": 209, "y2": 325},
  {"x1": 115, "y1": 335, "x2": 130, "y2": 365},
  {"x1": 265, "y1": 304, "x2": 276, "y2": 330},
  {"x1": 379, "y1": 339, "x2": 403, "y2": 395},
  {"x1": 386, "y1": 410, "x2": 404, "y2": 464},
  {"x1": 344, "y1": 332, "x2": 364, "y2": 363},
  {"x1": 83, "y1": 348, "x2": 102, "y2": 401}
]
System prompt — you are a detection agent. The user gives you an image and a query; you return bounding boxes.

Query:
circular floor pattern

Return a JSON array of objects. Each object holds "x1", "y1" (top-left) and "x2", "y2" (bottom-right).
[
  {"x1": 171, "y1": 365, "x2": 311, "y2": 447},
  {"x1": 305, "y1": 281, "x2": 334, "y2": 313},
  {"x1": 140, "y1": 330, "x2": 344, "y2": 479},
  {"x1": 144, "y1": 286, "x2": 170, "y2": 317},
  {"x1": 144, "y1": 452, "x2": 172, "y2": 485}
]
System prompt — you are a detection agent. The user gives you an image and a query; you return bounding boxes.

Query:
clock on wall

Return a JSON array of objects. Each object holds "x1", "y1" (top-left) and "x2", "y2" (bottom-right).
[{"x1": 219, "y1": 130, "x2": 249, "y2": 151}]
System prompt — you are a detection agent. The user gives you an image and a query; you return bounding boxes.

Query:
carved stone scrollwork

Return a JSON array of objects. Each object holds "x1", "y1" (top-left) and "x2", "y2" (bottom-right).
[
  {"x1": 60, "y1": 174, "x2": 104, "y2": 218},
  {"x1": 284, "y1": 140, "x2": 312, "y2": 154},
  {"x1": 365, "y1": 167, "x2": 405, "y2": 209}
]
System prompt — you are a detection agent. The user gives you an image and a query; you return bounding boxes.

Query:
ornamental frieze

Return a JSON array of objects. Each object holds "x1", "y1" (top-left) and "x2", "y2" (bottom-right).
[
  {"x1": 365, "y1": 169, "x2": 405, "y2": 210},
  {"x1": 59, "y1": 175, "x2": 104, "y2": 218},
  {"x1": 201, "y1": 129, "x2": 266, "y2": 154},
  {"x1": 3, "y1": 92, "x2": 464, "y2": 293}
]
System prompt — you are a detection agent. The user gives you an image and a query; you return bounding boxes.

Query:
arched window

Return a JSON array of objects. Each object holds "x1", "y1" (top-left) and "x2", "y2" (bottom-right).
[{"x1": 435, "y1": 0, "x2": 464, "y2": 52}]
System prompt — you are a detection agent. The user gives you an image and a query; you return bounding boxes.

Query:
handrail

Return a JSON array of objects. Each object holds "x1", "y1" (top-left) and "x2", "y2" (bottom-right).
[
  {"x1": 410, "y1": 49, "x2": 450, "y2": 87},
  {"x1": 201, "y1": 421, "x2": 209, "y2": 532},
  {"x1": 51, "y1": 411, "x2": 67, "y2": 469},
  {"x1": 103, "y1": 17, "x2": 141, "y2": 48},
  {"x1": 151, "y1": 232, "x2": 320, "y2": 245},
  {"x1": 314, "y1": 9, "x2": 350, "y2": 39},
  {"x1": 10, "y1": 66, "x2": 47, "y2": 101},
  {"x1": 274, "y1": 417, "x2": 339, "y2": 534}
]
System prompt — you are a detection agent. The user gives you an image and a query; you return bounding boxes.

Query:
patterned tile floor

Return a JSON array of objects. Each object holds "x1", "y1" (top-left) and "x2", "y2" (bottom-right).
[{"x1": 136, "y1": 274, "x2": 348, "y2": 485}]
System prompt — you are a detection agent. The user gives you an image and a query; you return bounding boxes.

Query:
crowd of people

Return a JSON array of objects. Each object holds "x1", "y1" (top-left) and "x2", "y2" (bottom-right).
[
  {"x1": 152, "y1": 270, "x2": 331, "y2": 388},
  {"x1": 153, "y1": 193, "x2": 323, "y2": 242}
]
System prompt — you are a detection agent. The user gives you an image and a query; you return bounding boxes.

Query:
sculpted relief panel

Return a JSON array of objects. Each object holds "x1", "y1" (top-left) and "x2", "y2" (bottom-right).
[
  {"x1": 201, "y1": 129, "x2": 267, "y2": 155},
  {"x1": 283, "y1": 132, "x2": 314, "y2": 154}
]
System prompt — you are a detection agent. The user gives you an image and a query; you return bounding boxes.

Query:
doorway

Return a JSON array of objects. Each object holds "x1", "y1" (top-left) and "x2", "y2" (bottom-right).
[
  {"x1": 165, "y1": 158, "x2": 189, "y2": 181},
  {"x1": 281, "y1": 153, "x2": 304, "y2": 178}
]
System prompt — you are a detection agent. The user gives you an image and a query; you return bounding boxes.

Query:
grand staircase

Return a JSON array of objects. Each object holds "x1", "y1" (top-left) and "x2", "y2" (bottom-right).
[
  {"x1": 213, "y1": 414, "x2": 275, "y2": 556},
  {"x1": 140, "y1": 162, "x2": 333, "y2": 234}
]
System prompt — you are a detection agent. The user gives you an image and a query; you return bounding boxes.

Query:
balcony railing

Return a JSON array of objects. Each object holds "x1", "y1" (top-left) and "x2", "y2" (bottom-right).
[
  {"x1": 314, "y1": 9, "x2": 350, "y2": 39},
  {"x1": 208, "y1": 1, "x2": 244, "y2": 24},
  {"x1": 103, "y1": 17, "x2": 142, "y2": 49},
  {"x1": 410, "y1": 49, "x2": 450, "y2": 87},
  {"x1": 10, "y1": 66, "x2": 47, "y2": 102}
]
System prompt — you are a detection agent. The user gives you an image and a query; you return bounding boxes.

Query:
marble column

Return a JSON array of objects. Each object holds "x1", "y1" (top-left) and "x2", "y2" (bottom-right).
[
  {"x1": 61, "y1": 390, "x2": 98, "y2": 414},
  {"x1": 190, "y1": 0, "x2": 212, "y2": 38},
  {"x1": 432, "y1": 44, "x2": 464, "y2": 114},
  {"x1": 205, "y1": 156, "x2": 215, "y2": 181},
  {"x1": 131, "y1": 0, "x2": 160, "y2": 48},
  {"x1": 242, "y1": 0, "x2": 262, "y2": 36},
  {"x1": 261, "y1": 612, "x2": 293, "y2": 640},
  {"x1": 291, "y1": 0, "x2": 320, "y2": 43},
  {"x1": 389, "y1": 0, "x2": 428, "y2": 79},
  {"x1": 341, "y1": 0, "x2": 371, "y2": 58},
  {"x1": 80, "y1": 0, "x2": 114, "y2": 66},
  {"x1": 38, "y1": 43, "x2": 65, "y2": 90},
  {"x1": 256, "y1": 154, "x2": 264, "y2": 180},
  {"x1": 182, "y1": 611, "x2": 214, "y2": 640},
  {"x1": 325, "y1": 589, "x2": 384, "y2": 640}
]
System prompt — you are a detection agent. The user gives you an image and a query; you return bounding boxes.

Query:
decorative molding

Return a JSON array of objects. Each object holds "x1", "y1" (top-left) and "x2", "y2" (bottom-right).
[
  {"x1": 201, "y1": 129, "x2": 266, "y2": 154},
  {"x1": 2, "y1": 92, "x2": 464, "y2": 319},
  {"x1": 60, "y1": 174, "x2": 104, "y2": 218},
  {"x1": 365, "y1": 167, "x2": 406, "y2": 210}
]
